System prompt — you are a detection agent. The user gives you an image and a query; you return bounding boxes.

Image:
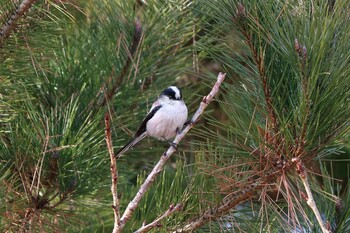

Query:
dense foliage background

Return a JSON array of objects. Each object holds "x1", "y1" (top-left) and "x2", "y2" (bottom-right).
[{"x1": 1, "y1": 0, "x2": 350, "y2": 232}]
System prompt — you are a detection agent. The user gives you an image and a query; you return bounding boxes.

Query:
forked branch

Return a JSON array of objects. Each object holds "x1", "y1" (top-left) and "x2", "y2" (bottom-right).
[{"x1": 134, "y1": 204, "x2": 183, "y2": 233}]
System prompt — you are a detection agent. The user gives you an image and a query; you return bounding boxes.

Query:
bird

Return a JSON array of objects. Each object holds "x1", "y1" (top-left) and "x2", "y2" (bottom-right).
[{"x1": 115, "y1": 86, "x2": 188, "y2": 158}]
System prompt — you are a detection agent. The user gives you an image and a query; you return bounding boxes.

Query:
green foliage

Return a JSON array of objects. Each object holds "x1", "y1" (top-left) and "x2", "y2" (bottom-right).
[
  {"x1": 201, "y1": 0, "x2": 350, "y2": 153},
  {"x1": 189, "y1": 0, "x2": 350, "y2": 232},
  {"x1": 1, "y1": 0, "x2": 350, "y2": 232},
  {"x1": 0, "y1": 0, "x2": 202, "y2": 231}
]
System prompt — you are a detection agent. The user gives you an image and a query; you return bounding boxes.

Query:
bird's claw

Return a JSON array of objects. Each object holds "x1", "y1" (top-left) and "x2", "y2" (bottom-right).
[
  {"x1": 163, "y1": 137, "x2": 178, "y2": 150},
  {"x1": 176, "y1": 127, "x2": 181, "y2": 135},
  {"x1": 162, "y1": 142, "x2": 177, "y2": 156},
  {"x1": 169, "y1": 142, "x2": 178, "y2": 149}
]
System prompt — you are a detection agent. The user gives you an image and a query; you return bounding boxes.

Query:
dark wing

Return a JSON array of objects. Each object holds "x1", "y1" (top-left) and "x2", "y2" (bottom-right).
[{"x1": 134, "y1": 105, "x2": 162, "y2": 137}]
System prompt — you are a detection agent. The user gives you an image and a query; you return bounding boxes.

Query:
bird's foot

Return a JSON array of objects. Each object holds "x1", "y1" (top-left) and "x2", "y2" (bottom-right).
[
  {"x1": 162, "y1": 143, "x2": 177, "y2": 156},
  {"x1": 176, "y1": 127, "x2": 181, "y2": 135},
  {"x1": 169, "y1": 142, "x2": 178, "y2": 149}
]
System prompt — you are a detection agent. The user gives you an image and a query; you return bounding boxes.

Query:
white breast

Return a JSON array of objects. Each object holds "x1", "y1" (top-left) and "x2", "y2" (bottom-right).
[{"x1": 146, "y1": 100, "x2": 188, "y2": 140}]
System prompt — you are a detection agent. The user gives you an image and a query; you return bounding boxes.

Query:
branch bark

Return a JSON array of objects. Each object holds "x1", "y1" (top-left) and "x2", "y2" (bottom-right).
[
  {"x1": 134, "y1": 203, "x2": 182, "y2": 233},
  {"x1": 292, "y1": 158, "x2": 331, "y2": 233},
  {"x1": 119, "y1": 72, "x2": 226, "y2": 230},
  {"x1": 105, "y1": 113, "x2": 121, "y2": 233},
  {"x1": 0, "y1": 0, "x2": 39, "y2": 46}
]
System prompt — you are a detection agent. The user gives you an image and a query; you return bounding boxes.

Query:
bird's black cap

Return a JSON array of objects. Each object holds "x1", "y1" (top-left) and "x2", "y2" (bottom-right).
[{"x1": 160, "y1": 86, "x2": 182, "y2": 100}]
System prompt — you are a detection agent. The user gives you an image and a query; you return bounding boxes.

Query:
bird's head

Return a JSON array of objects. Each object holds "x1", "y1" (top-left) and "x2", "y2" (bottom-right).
[{"x1": 159, "y1": 86, "x2": 183, "y2": 101}]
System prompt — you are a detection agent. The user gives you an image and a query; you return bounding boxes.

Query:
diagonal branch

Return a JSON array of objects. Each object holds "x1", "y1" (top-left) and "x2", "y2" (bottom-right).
[
  {"x1": 105, "y1": 113, "x2": 121, "y2": 233},
  {"x1": 292, "y1": 158, "x2": 331, "y2": 233},
  {"x1": 119, "y1": 72, "x2": 226, "y2": 230},
  {"x1": 134, "y1": 203, "x2": 182, "y2": 233},
  {"x1": 0, "y1": 0, "x2": 39, "y2": 46}
]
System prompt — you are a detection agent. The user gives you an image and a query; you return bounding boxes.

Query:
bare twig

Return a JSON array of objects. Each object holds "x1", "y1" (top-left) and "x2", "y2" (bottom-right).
[
  {"x1": 0, "y1": 0, "x2": 39, "y2": 46},
  {"x1": 134, "y1": 203, "x2": 183, "y2": 233},
  {"x1": 292, "y1": 158, "x2": 331, "y2": 233},
  {"x1": 119, "y1": 72, "x2": 226, "y2": 230},
  {"x1": 105, "y1": 113, "x2": 121, "y2": 233}
]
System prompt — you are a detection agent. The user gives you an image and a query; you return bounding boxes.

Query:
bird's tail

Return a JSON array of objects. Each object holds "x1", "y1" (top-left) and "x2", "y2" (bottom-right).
[{"x1": 115, "y1": 132, "x2": 147, "y2": 158}]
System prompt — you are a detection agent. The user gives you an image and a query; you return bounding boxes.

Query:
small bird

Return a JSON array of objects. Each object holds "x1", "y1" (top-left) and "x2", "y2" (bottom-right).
[{"x1": 115, "y1": 86, "x2": 188, "y2": 158}]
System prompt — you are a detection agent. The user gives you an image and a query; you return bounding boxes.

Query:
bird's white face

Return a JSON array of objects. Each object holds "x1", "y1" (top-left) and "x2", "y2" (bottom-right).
[{"x1": 170, "y1": 86, "x2": 182, "y2": 100}]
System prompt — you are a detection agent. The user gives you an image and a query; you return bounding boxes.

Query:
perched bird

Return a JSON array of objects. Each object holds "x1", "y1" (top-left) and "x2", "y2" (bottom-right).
[{"x1": 115, "y1": 86, "x2": 188, "y2": 158}]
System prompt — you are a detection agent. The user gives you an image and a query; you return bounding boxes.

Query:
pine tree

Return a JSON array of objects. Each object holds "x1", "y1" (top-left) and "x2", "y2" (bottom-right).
[{"x1": 1, "y1": 0, "x2": 350, "y2": 232}]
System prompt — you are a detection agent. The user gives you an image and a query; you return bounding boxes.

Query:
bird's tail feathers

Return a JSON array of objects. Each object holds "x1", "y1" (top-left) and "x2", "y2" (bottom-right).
[{"x1": 115, "y1": 132, "x2": 147, "y2": 158}]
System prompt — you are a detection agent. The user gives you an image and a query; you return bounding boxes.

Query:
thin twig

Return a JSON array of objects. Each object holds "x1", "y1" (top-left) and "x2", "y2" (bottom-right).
[
  {"x1": 292, "y1": 158, "x2": 331, "y2": 233},
  {"x1": 119, "y1": 72, "x2": 226, "y2": 230},
  {"x1": 134, "y1": 203, "x2": 183, "y2": 233},
  {"x1": 0, "y1": 0, "x2": 39, "y2": 46},
  {"x1": 105, "y1": 113, "x2": 121, "y2": 233}
]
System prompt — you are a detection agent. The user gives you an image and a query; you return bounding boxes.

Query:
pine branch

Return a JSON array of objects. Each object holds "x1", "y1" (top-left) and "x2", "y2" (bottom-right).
[
  {"x1": 119, "y1": 72, "x2": 226, "y2": 230},
  {"x1": 294, "y1": 38, "x2": 310, "y2": 154},
  {"x1": 0, "y1": 0, "x2": 39, "y2": 46},
  {"x1": 105, "y1": 113, "x2": 121, "y2": 232},
  {"x1": 100, "y1": 18, "x2": 142, "y2": 106},
  {"x1": 134, "y1": 203, "x2": 182, "y2": 233},
  {"x1": 235, "y1": 3, "x2": 278, "y2": 133}
]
